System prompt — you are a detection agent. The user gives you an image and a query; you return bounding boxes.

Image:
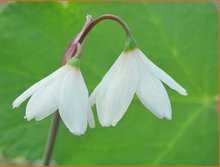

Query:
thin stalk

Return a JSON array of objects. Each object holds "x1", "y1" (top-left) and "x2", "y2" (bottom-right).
[{"x1": 42, "y1": 111, "x2": 60, "y2": 166}]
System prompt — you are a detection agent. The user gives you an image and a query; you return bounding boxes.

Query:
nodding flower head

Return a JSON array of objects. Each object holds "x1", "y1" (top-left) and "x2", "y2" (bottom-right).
[
  {"x1": 13, "y1": 56, "x2": 95, "y2": 136},
  {"x1": 90, "y1": 41, "x2": 187, "y2": 127}
]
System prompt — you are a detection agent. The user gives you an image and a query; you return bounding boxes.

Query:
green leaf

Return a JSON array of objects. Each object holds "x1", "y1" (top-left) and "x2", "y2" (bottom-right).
[{"x1": 0, "y1": 2, "x2": 218, "y2": 165}]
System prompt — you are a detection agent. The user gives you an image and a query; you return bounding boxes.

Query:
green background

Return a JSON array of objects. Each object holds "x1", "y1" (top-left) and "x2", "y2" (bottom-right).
[{"x1": 0, "y1": 1, "x2": 218, "y2": 166}]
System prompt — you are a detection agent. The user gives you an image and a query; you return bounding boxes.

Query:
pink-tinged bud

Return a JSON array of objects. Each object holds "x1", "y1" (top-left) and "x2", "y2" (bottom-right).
[
  {"x1": 62, "y1": 15, "x2": 93, "y2": 65},
  {"x1": 62, "y1": 33, "x2": 80, "y2": 65}
]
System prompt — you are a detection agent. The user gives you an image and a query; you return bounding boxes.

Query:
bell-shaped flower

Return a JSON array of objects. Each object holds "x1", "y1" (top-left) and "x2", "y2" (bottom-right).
[
  {"x1": 90, "y1": 45, "x2": 187, "y2": 127},
  {"x1": 13, "y1": 57, "x2": 95, "y2": 136}
]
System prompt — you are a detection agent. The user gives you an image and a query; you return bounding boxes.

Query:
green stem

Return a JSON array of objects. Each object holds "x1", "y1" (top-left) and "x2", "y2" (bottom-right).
[
  {"x1": 42, "y1": 111, "x2": 60, "y2": 166},
  {"x1": 124, "y1": 36, "x2": 137, "y2": 51}
]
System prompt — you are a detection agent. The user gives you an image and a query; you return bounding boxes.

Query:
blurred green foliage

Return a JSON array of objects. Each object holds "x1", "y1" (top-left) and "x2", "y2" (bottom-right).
[{"x1": 0, "y1": 2, "x2": 218, "y2": 166}]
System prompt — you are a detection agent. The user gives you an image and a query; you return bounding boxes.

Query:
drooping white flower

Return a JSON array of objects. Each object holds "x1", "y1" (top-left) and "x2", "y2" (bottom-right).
[
  {"x1": 13, "y1": 57, "x2": 95, "y2": 136},
  {"x1": 90, "y1": 48, "x2": 187, "y2": 127}
]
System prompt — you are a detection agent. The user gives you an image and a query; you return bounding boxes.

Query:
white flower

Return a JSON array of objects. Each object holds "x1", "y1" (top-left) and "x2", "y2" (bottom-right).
[
  {"x1": 90, "y1": 48, "x2": 187, "y2": 127},
  {"x1": 13, "y1": 60, "x2": 95, "y2": 136}
]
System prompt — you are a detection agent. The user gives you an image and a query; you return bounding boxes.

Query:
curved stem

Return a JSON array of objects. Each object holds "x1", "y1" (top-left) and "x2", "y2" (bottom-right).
[{"x1": 78, "y1": 14, "x2": 133, "y2": 45}]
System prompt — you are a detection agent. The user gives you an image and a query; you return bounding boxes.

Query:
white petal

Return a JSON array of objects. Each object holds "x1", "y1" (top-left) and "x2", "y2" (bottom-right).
[
  {"x1": 136, "y1": 49, "x2": 187, "y2": 96},
  {"x1": 90, "y1": 83, "x2": 101, "y2": 107},
  {"x1": 90, "y1": 53, "x2": 126, "y2": 106},
  {"x1": 13, "y1": 66, "x2": 66, "y2": 108},
  {"x1": 25, "y1": 72, "x2": 64, "y2": 121},
  {"x1": 59, "y1": 66, "x2": 89, "y2": 136},
  {"x1": 92, "y1": 52, "x2": 139, "y2": 127},
  {"x1": 136, "y1": 64, "x2": 172, "y2": 120},
  {"x1": 87, "y1": 107, "x2": 95, "y2": 128}
]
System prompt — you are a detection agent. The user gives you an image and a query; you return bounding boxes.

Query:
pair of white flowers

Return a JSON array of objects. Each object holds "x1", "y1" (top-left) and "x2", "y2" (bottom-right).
[{"x1": 13, "y1": 45, "x2": 187, "y2": 136}]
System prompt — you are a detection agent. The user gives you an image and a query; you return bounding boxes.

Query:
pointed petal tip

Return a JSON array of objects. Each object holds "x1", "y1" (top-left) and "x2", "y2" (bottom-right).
[
  {"x1": 156, "y1": 115, "x2": 172, "y2": 120},
  {"x1": 182, "y1": 91, "x2": 188, "y2": 96},
  {"x1": 152, "y1": 111, "x2": 172, "y2": 120},
  {"x1": 178, "y1": 87, "x2": 188, "y2": 96},
  {"x1": 101, "y1": 122, "x2": 112, "y2": 128},
  {"x1": 101, "y1": 120, "x2": 117, "y2": 127},
  {"x1": 89, "y1": 94, "x2": 96, "y2": 107},
  {"x1": 163, "y1": 111, "x2": 172, "y2": 120},
  {"x1": 165, "y1": 114, "x2": 172, "y2": 120},
  {"x1": 12, "y1": 104, "x2": 17, "y2": 109},
  {"x1": 88, "y1": 110, "x2": 96, "y2": 128},
  {"x1": 24, "y1": 116, "x2": 32, "y2": 121},
  {"x1": 98, "y1": 115, "x2": 111, "y2": 127},
  {"x1": 111, "y1": 121, "x2": 118, "y2": 127},
  {"x1": 69, "y1": 129, "x2": 85, "y2": 136},
  {"x1": 24, "y1": 114, "x2": 35, "y2": 121},
  {"x1": 35, "y1": 117, "x2": 43, "y2": 121},
  {"x1": 111, "y1": 124, "x2": 117, "y2": 127},
  {"x1": 89, "y1": 124, "x2": 95, "y2": 129},
  {"x1": 12, "y1": 101, "x2": 19, "y2": 109},
  {"x1": 88, "y1": 118, "x2": 95, "y2": 128},
  {"x1": 12, "y1": 100, "x2": 20, "y2": 108}
]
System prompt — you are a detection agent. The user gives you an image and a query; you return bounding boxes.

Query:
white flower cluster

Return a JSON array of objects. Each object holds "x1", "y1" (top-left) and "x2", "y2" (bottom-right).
[
  {"x1": 13, "y1": 15, "x2": 187, "y2": 136},
  {"x1": 13, "y1": 47, "x2": 186, "y2": 135}
]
